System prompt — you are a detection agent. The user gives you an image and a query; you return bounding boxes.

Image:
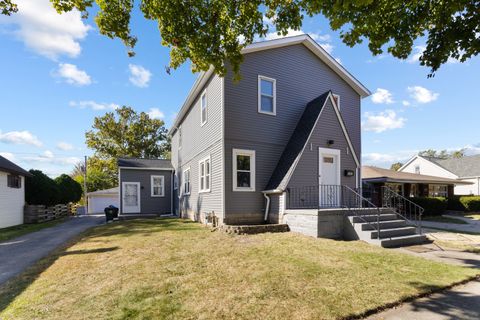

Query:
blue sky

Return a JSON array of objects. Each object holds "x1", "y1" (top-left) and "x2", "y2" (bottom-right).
[{"x1": 0, "y1": 0, "x2": 479, "y2": 177}]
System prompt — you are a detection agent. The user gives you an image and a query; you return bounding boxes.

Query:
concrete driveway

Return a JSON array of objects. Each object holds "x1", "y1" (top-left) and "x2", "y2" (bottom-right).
[{"x1": 0, "y1": 215, "x2": 103, "y2": 286}]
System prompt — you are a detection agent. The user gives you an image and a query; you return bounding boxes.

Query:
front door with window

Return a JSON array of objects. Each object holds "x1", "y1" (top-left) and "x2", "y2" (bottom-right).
[
  {"x1": 318, "y1": 148, "x2": 341, "y2": 207},
  {"x1": 122, "y1": 182, "x2": 141, "y2": 213}
]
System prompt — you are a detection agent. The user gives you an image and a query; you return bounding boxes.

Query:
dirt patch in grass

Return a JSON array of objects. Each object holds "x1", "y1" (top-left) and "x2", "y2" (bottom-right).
[
  {"x1": 0, "y1": 219, "x2": 478, "y2": 320},
  {"x1": 0, "y1": 218, "x2": 69, "y2": 242}
]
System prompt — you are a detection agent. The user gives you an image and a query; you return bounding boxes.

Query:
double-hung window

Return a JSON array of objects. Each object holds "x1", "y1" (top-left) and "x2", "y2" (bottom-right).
[
  {"x1": 151, "y1": 175, "x2": 165, "y2": 197},
  {"x1": 199, "y1": 156, "x2": 211, "y2": 192},
  {"x1": 429, "y1": 184, "x2": 448, "y2": 197},
  {"x1": 233, "y1": 149, "x2": 255, "y2": 191},
  {"x1": 200, "y1": 91, "x2": 207, "y2": 126},
  {"x1": 258, "y1": 75, "x2": 276, "y2": 115},
  {"x1": 7, "y1": 175, "x2": 21, "y2": 188},
  {"x1": 183, "y1": 168, "x2": 191, "y2": 195}
]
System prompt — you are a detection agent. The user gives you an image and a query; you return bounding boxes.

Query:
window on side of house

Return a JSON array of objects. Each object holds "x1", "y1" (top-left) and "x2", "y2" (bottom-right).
[
  {"x1": 151, "y1": 175, "x2": 165, "y2": 197},
  {"x1": 200, "y1": 90, "x2": 207, "y2": 126},
  {"x1": 183, "y1": 168, "x2": 191, "y2": 195},
  {"x1": 174, "y1": 175, "x2": 178, "y2": 190},
  {"x1": 258, "y1": 76, "x2": 276, "y2": 115},
  {"x1": 178, "y1": 126, "x2": 182, "y2": 149},
  {"x1": 7, "y1": 174, "x2": 21, "y2": 188},
  {"x1": 415, "y1": 165, "x2": 420, "y2": 174},
  {"x1": 332, "y1": 94, "x2": 340, "y2": 110},
  {"x1": 233, "y1": 149, "x2": 255, "y2": 191},
  {"x1": 429, "y1": 184, "x2": 448, "y2": 197},
  {"x1": 199, "y1": 156, "x2": 211, "y2": 192}
]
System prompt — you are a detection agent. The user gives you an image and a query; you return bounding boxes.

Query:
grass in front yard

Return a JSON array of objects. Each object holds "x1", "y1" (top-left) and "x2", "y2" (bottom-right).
[
  {"x1": 0, "y1": 219, "x2": 478, "y2": 320},
  {"x1": 0, "y1": 218, "x2": 68, "y2": 242},
  {"x1": 422, "y1": 215, "x2": 468, "y2": 224}
]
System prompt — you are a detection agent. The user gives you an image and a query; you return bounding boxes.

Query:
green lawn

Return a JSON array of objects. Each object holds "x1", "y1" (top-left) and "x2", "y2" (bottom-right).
[
  {"x1": 422, "y1": 215, "x2": 468, "y2": 224},
  {"x1": 0, "y1": 219, "x2": 478, "y2": 320},
  {"x1": 464, "y1": 213, "x2": 480, "y2": 221},
  {"x1": 0, "y1": 218, "x2": 69, "y2": 242}
]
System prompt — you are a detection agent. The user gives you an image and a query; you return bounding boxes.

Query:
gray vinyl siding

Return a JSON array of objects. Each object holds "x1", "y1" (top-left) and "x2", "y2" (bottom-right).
[
  {"x1": 172, "y1": 74, "x2": 224, "y2": 221},
  {"x1": 224, "y1": 44, "x2": 361, "y2": 220},
  {"x1": 119, "y1": 169, "x2": 172, "y2": 214},
  {"x1": 288, "y1": 99, "x2": 357, "y2": 189}
]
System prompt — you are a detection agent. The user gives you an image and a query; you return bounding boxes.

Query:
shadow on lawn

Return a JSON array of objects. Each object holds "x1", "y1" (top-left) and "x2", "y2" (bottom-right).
[{"x1": 0, "y1": 218, "x2": 186, "y2": 312}]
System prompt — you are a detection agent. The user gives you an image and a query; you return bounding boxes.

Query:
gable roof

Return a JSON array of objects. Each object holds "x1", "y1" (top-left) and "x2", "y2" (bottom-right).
[
  {"x1": 87, "y1": 187, "x2": 119, "y2": 196},
  {"x1": 265, "y1": 91, "x2": 359, "y2": 191},
  {"x1": 430, "y1": 155, "x2": 480, "y2": 177},
  {"x1": 362, "y1": 166, "x2": 471, "y2": 185},
  {"x1": 169, "y1": 34, "x2": 371, "y2": 135},
  {"x1": 0, "y1": 155, "x2": 32, "y2": 177},
  {"x1": 117, "y1": 158, "x2": 173, "y2": 170}
]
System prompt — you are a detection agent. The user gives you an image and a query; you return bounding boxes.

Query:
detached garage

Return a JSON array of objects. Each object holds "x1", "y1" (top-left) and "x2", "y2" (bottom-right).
[{"x1": 87, "y1": 187, "x2": 119, "y2": 214}]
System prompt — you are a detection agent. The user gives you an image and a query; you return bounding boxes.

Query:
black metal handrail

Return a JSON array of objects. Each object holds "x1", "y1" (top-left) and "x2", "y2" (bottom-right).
[
  {"x1": 381, "y1": 186, "x2": 423, "y2": 234},
  {"x1": 285, "y1": 185, "x2": 382, "y2": 239}
]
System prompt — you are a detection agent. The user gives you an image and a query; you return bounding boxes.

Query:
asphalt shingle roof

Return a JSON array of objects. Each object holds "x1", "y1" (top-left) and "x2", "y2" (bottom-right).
[
  {"x1": 265, "y1": 91, "x2": 330, "y2": 191},
  {"x1": 362, "y1": 166, "x2": 470, "y2": 185},
  {"x1": 117, "y1": 158, "x2": 173, "y2": 169},
  {"x1": 0, "y1": 155, "x2": 32, "y2": 177},
  {"x1": 428, "y1": 155, "x2": 480, "y2": 177}
]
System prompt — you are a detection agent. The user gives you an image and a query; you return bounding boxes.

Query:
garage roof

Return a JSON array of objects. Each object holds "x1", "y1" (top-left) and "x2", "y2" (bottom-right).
[
  {"x1": 362, "y1": 166, "x2": 472, "y2": 185},
  {"x1": 117, "y1": 158, "x2": 173, "y2": 170}
]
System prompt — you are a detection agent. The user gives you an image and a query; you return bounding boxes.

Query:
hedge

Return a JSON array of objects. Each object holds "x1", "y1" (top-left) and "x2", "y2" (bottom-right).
[
  {"x1": 410, "y1": 197, "x2": 448, "y2": 216},
  {"x1": 459, "y1": 196, "x2": 480, "y2": 212}
]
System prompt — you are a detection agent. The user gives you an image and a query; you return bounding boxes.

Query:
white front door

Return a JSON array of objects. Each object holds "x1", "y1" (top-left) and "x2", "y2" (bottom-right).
[
  {"x1": 318, "y1": 148, "x2": 341, "y2": 207},
  {"x1": 122, "y1": 182, "x2": 141, "y2": 213}
]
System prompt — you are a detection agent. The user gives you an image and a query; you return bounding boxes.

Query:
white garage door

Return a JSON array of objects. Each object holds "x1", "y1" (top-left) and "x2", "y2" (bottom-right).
[{"x1": 88, "y1": 196, "x2": 119, "y2": 214}]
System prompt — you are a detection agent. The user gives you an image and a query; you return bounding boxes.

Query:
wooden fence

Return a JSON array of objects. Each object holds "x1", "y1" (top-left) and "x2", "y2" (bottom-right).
[{"x1": 24, "y1": 203, "x2": 80, "y2": 224}]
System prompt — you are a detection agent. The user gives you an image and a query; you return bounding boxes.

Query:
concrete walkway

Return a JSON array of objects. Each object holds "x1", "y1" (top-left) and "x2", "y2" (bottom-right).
[
  {"x1": 421, "y1": 214, "x2": 480, "y2": 234},
  {"x1": 0, "y1": 215, "x2": 103, "y2": 286}
]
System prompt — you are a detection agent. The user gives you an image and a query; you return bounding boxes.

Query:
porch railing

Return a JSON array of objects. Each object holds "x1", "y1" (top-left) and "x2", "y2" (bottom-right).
[
  {"x1": 381, "y1": 186, "x2": 424, "y2": 234},
  {"x1": 285, "y1": 185, "x2": 382, "y2": 239}
]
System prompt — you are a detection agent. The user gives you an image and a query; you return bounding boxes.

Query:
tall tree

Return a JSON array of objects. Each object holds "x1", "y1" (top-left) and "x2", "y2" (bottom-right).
[
  {"x1": 2, "y1": 0, "x2": 472, "y2": 78},
  {"x1": 418, "y1": 148, "x2": 466, "y2": 159},
  {"x1": 390, "y1": 162, "x2": 403, "y2": 171}
]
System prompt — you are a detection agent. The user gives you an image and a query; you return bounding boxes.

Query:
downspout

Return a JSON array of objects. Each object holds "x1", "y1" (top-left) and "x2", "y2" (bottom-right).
[{"x1": 263, "y1": 193, "x2": 271, "y2": 222}]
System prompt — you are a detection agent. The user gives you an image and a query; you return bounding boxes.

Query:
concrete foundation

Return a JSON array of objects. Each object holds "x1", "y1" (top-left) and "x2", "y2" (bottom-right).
[{"x1": 283, "y1": 209, "x2": 347, "y2": 239}]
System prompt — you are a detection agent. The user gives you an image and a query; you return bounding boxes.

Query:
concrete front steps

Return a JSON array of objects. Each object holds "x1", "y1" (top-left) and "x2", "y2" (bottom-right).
[{"x1": 347, "y1": 208, "x2": 427, "y2": 248}]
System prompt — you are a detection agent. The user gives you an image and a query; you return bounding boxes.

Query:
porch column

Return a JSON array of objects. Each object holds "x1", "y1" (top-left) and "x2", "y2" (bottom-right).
[
  {"x1": 448, "y1": 185, "x2": 454, "y2": 198},
  {"x1": 404, "y1": 183, "x2": 411, "y2": 198}
]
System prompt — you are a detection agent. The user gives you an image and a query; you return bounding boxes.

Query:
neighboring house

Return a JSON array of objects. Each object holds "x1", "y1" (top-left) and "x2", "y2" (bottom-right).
[
  {"x1": 87, "y1": 187, "x2": 119, "y2": 214},
  {"x1": 168, "y1": 34, "x2": 369, "y2": 225},
  {"x1": 118, "y1": 158, "x2": 174, "y2": 214},
  {"x1": 0, "y1": 155, "x2": 32, "y2": 228},
  {"x1": 362, "y1": 166, "x2": 471, "y2": 206},
  {"x1": 399, "y1": 154, "x2": 480, "y2": 195}
]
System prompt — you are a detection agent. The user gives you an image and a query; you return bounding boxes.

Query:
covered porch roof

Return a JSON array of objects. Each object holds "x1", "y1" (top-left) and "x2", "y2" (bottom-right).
[{"x1": 362, "y1": 166, "x2": 472, "y2": 185}]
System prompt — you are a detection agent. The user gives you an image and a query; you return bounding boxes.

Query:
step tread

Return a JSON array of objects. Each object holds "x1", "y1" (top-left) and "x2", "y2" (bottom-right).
[
  {"x1": 380, "y1": 234, "x2": 427, "y2": 248},
  {"x1": 359, "y1": 219, "x2": 405, "y2": 225}
]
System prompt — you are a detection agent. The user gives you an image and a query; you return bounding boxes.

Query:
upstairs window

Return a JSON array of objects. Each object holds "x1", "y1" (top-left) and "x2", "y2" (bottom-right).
[
  {"x1": 199, "y1": 156, "x2": 211, "y2": 192},
  {"x1": 151, "y1": 175, "x2": 165, "y2": 197},
  {"x1": 332, "y1": 94, "x2": 341, "y2": 110},
  {"x1": 233, "y1": 149, "x2": 255, "y2": 191},
  {"x1": 183, "y1": 168, "x2": 191, "y2": 195},
  {"x1": 7, "y1": 174, "x2": 21, "y2": 188},
  {"x1": 415, "y1": 165, "x2": 420, "y2": 174},
  {"x1": 258, "y1": 75, "x2": 276, "y2": 115},
  {"x1": 200, "y1": 91, "x2": 207, "y2": 126}
]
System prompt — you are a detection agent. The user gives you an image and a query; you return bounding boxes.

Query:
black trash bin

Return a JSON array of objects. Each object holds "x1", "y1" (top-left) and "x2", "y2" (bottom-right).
[{"x1": 104, "y1": 205, "x2": 119, "y2": 222}]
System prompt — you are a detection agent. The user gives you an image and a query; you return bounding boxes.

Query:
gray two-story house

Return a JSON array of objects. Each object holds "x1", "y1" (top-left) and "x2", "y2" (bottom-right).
[{"x1": 169, "y1": 34, "x2": 370, "y2": 225}]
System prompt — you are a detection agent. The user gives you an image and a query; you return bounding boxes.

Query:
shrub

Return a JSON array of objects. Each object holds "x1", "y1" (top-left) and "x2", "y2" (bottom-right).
[
  {"x1": 459, "y1": 196, "x2": 480, "y2": 212},
  {"x1": 410, "y1": 197, "x2": 448, "y2": 216},
  {"x1": 54, "y1": 174, "x2": 83, "y2": 204},
  {"x1": 25, "y1": 170, "x2": 60, "y2": 206},
  {"x1": 447, "y1": 196, "x2": 465, "y2": 211}
]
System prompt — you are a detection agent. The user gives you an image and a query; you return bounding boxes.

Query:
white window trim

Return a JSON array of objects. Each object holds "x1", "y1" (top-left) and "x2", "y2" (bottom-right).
[
  {"x1": 150, "y1": 175, "x2": 165, "y2": 197},
  {"x1": 258, "y1": 75, "x2": 276, "y2": 116},
  {"x1": 233, "y1": 148, "x2": 256, "y2": 192},
  {"x1": 198, "y1": 155, "x2": 211, "y2": 193},
  {"x1": 332, "y1": 94, "x2": 340, "y2": 110},
  {"x1": 183, "y1": 167, "x2": 191, "y2": 195},
  {"x1": 200, "y1": 90, "x2": 208, "y2": 126},
  {"x1": 173, "y1": 174, "x2": 178, "y2": 190}
]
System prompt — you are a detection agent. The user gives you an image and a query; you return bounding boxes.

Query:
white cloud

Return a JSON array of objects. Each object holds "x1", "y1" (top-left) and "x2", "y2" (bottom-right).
[
  {"x1": 402, "y1": 100, "x2": 411, "y2": 106},
  {"x1": 0, "y1": 130, "x2": 42, "y2": 147},
  {"x1": 23, "y1": 150, "x2": 80, "y2": 166},
  {"x1": 407, "y1": 86, "x2": 439, "y2": 104},
  {"x1": 70, "y1": 100, "x2": 120, "y2": 111},
  {"x1": 407, "y1": 45, "x2": 426, "y2": 63},
  {"x1": 147, "y1": 108, "x2": 165, "y2": 120},
  {"x1": 57, "y1": 142, "x2": 74, "y2": 151},
  {"x1": 362, "y1": 110, "x2": 406, "y2": 133},
  {"x1": 1, "y1": 0, "x2": 91, "y2": 59},
  {"x1": 56, "y1": 63, "x2": 91, "y2": 86},
  {"x1": 128, "y1": 64, "x2": 152, "y2": 88},
  {"x1": 371, "y1": 88, "x2": 394, "y2": 104},
  {"x1": 0, "y1": 152, "x2": 16, "y2": 162}
]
